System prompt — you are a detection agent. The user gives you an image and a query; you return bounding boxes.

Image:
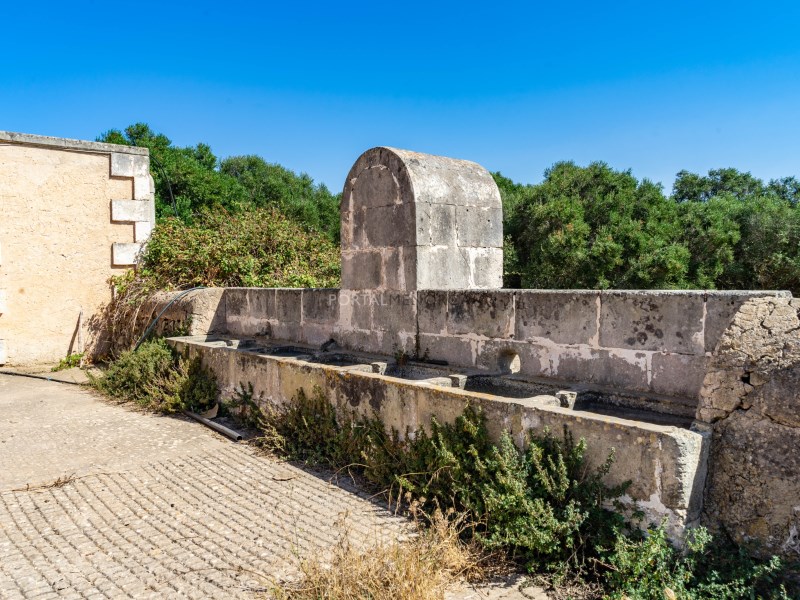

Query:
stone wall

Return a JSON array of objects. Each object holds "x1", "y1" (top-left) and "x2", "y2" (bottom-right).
[
  {"x1": 697, "y1": 296, "x2": 800, "y2": 557},
  {"x1": 0, "y1": 131, "x2": 154, "y2": 366},
  {"x1": 218, "y1": 288, "x2": 786, "y2": 410}
]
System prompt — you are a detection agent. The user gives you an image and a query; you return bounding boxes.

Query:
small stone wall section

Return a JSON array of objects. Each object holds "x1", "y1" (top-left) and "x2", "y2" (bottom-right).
[
  {"x1": 341, "y1": 147, "x2": 503, "y2": 291},
  {"x1": 697, "y1": 296, "x2": 800, "y2": 557}
]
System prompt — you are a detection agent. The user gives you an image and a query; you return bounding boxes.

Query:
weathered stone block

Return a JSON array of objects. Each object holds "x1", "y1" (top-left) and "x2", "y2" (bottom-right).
[
  {"x1": 362, "y1": 204, "x2": 416, "y2": 248},
  {"x1": 476, "y1": 339, "x2": 549, "y2": 377},
  {"x1": 455, "y1": 206, "x2": 503, "y2": 248},
  {"x1": 302, "y1": 289, "x2": 339, "y2": 325},
  {"x1": 339, "y1": 290, "x2": 373, "y2": 330},
  {"x1": 417, "y1": 333, "x2": 476, "y2": 367},
  {"x1": 416, "y1": 203, "x2": 457, "y2": 247},
  {"x1": 515, "y1": 291, "x2": 599, "y2": 345},
  {"x1": 134, "y1": 220, "x2": 153, "y2": 242},
  {"x1": 704, "y1": 411, "x2": 800, "y2": 556},
  {"x1": 650, "y1": 352, "x2": 708, "y2": 399},
  {"x1": 110, "y1": 152, "x2": 149, "y2": 178},
  {"x1": 349, "y1": 163, "x2": 403, "y2": 210},
  {"x1": 111, "y1": 242, "x2": 142, "y2": 266},
  {"x1": 415, "y1": 247, "x2": 470, "y2": 289},
  {"x1": 704, "y1": 291, "x2": 789, "y2": 353},
  {"x1": 133, "y1": 175, "x2": 155, "y2": 200},
  {"x1": 383, "y1": 247, "x2": 416, "y2": 291},
  {"x1": 599, "y1": 291, "x2": 705, "y2": 354},
  {"x1": 274, "y1": 289, "x2": 302, "y2": 323},
  {"x1": 417, "y1": 290, "x2": 448, "y2": 335},
  {"x1": 470, "y1": 248, "x2": 504, "y2": 289},
  {"x1": 0, "y1": 339, "x2": 6, "y2": 364},
  {"x1": 111, "y1": 199, "x2": 150, "y2": 223},
  {"x1": 447, "y1": 291, "x2": 514, "y2": 338},
  {"x1": 372, "y1": 291, "x2": 416, "y2": 334},
  {"x1": 223, "y1": 288, "x2": 273, "y2": 337},
  {"x1": 341, "y1": 251, "x2": 382, "y2": 290},
  {"x1": 591, "y1": 349, "x2": 649, "y2": 391}
]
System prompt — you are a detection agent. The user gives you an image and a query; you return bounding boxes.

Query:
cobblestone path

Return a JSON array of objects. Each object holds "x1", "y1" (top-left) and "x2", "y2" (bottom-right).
[
  {"x1": 0, "y1": 374, "x2": 542, "y2": 600},
  {"x1": 0, "y1": 375, "x2": 407, "y2": 599}
]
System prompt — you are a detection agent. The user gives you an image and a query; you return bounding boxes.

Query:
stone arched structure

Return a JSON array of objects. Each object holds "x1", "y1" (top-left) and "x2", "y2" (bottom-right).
[{"x1": 340, "y1": 147, "x2": 503, "y2": 291}]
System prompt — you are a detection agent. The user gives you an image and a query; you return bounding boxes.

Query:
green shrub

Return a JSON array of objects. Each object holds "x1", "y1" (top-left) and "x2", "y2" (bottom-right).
[
  {"x1": 91, "y1": 339, "x2": 216, "y2": 414},
  {"x1": 604, "y1": 524, "x2": 794, "y2": 599},
  {"x1": 52, "y1": 352, "x2": 84, "y2": 372},
  {"x1": 255, "y1": 388, "x2": 628, "y2": 573}
]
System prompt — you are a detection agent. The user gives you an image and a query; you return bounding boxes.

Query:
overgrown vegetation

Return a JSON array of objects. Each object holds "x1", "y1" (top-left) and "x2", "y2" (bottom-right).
[
  {"x1": 98, "y1": 123, "x2": 341, "y2": 240},
  {"x1": 52, "y1": 352, "x2": 84, "y2": 372},
  {"x1": 498, "y1": 163, "x2": 800, "y2": 293},
  {"x1": 91, "y1": 339, "x2": 216, "y2": 414},
  {"x1": 272, "y1": 509, "x2": 491, "y2": 600},
  {"x1": 246, "y1": 386, "x2": 796, "y2": 599}
]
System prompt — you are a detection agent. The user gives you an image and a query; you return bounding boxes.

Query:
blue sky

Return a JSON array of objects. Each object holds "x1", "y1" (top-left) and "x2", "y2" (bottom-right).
[{"x1": 2, "y1": 1, "x2": 799, "y2": 192}]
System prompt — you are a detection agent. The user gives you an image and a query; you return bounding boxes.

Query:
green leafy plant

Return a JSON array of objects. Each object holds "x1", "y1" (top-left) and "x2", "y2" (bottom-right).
[
  {"x1": 52, "y1": 352, "x2": 84, "y2": 372},
  {"x1": 90, "y1": 339, "x2": 216, "y2": 414}
]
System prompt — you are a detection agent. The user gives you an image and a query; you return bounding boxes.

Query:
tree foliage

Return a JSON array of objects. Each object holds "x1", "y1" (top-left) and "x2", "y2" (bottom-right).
[
  {"x1": 500, "y1": 162, "x2": 800, "y2": 294},
  {"x1": 97, "y1": 123, "x2": 341, "y2": 240}
]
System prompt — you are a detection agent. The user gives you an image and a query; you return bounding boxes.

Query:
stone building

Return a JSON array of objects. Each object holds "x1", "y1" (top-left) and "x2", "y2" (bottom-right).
[{"x1": 0, "y1": 131, "x2": 154, "y2": 366}]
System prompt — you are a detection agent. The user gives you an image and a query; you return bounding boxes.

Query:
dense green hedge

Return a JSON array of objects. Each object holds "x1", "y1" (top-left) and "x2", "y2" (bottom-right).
[{"x1": 499, "y1": 163, "x2": 800, "y2": 293}]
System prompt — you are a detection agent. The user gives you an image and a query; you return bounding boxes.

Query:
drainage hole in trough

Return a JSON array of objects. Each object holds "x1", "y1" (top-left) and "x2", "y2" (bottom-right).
[{"x1": 498, "y1": 349, "x2": 521, "y2": 374}]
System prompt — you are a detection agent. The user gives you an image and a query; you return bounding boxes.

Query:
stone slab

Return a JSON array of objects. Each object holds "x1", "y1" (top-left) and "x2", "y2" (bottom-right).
[
  {"x1": 515, "y1": 291, "x2": 599, "y2": 345},
  {"x1": 599, "y1": 291, "x2": 705, "y2": 354}
]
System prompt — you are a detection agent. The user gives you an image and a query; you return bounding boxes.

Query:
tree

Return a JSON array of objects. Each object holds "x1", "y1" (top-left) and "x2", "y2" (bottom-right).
[{"x1": 510, "y1": 162, "x2": 689, "y2": 289}]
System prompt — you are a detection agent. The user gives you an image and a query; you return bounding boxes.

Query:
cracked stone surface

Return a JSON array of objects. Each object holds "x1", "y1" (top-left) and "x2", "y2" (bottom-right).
[
  {"x1": 0, "y1": 374, "x2": 543, "y2": 599},
  {"x1": 698, "y1": 297, "x2": 800, "y2": 557}
]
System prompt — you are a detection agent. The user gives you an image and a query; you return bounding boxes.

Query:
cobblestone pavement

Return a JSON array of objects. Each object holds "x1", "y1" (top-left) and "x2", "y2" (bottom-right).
[{"x1": 0, "y1": 374, "x2": 544, "y2": 599}]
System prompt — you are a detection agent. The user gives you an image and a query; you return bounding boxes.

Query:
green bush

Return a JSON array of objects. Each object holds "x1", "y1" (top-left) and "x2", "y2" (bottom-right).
[
  {"x1": 91, "y1": 339, "x2": 216, "y2": 413},
  {"x1": 248, "y1": 387, "x2": 797, "y2": 596},
  {"x1": 605, "y1": 524, "x2": 793, "y2": 599},
  {"x1": 255, "y1": 389, "x2": 628, "y2": 573}
]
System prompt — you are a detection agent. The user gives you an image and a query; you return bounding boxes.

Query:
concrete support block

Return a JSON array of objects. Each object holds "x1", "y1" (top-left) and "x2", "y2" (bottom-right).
[
  {"x1": 447, "y1": 291, "x2": 515, "y2": 338},
  {"x1": 515, "y1": 291, "x2": 599, "y2": 345},
  {"x1": 599, "y1": 291, "x2": 705, "y2": 354},
  {"x1": 110, "y1": 153, "x2": 149, "y2": 178},
  {"x1": 302, "y1": 289, "x2": 340, "y2": 325},
  {"x1": 111, "y1": 199, "x2": 151, "y2": 222},
  {"x1": 111, "y1": 242, "x2": 142, "y2": 266},
  {"x1": 651, "y1": 352, "x2": 708, "y2": 399}
]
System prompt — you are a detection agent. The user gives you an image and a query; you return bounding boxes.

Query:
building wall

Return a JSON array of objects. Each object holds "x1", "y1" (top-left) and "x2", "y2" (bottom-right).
[{"x1": 0, "y1": 132, "x2": 153, "y2": 366}]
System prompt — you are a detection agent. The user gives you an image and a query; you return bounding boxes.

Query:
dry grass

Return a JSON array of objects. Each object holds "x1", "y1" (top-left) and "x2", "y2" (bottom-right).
[{"x1": 271, "y1": 509, "x2": 504, "y2": 600}]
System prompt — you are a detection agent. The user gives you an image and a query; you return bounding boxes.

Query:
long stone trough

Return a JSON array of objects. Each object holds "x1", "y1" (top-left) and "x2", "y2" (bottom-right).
[{"x1": 151, "y1": 147, "x2": 800, "y2": 555}]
